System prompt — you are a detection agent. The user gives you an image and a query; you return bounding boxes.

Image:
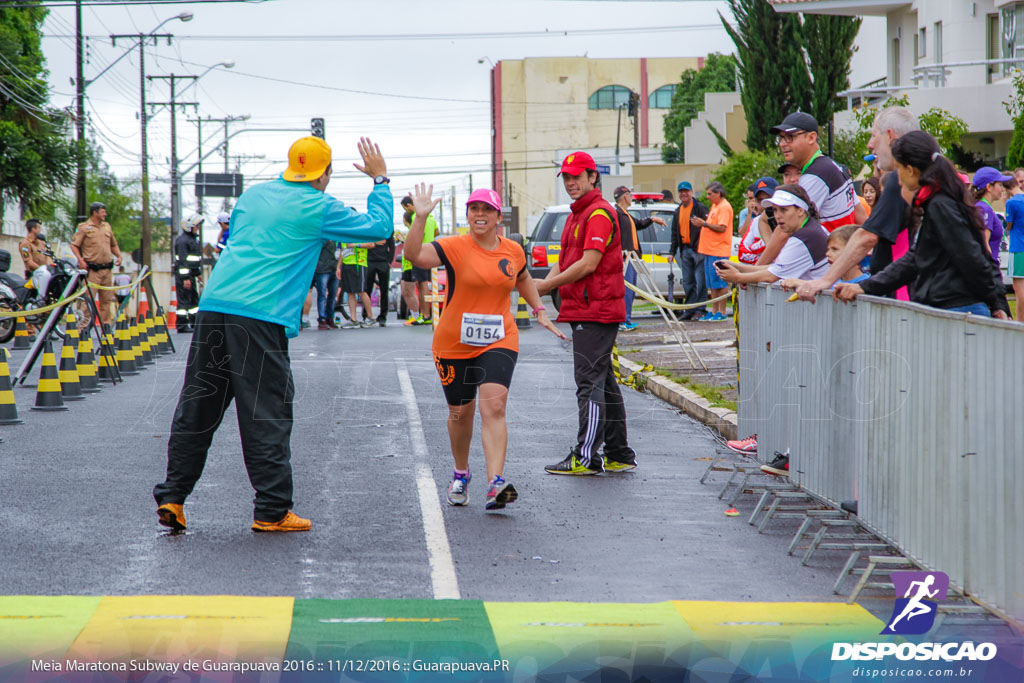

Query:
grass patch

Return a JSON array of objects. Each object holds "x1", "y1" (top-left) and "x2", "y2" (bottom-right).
[{"x1": 654, "y1": 367, "x2": 737, "y2": 411}]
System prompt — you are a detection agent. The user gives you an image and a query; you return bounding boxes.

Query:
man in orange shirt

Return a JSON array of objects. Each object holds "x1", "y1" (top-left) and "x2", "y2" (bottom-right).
[{"x1": 692, "y1": 182, "x2": 734, "y2": 320}]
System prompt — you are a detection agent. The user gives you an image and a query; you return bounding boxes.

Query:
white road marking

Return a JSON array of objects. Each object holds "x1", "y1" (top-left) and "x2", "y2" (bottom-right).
[{"x1": 395, "y1": 359, "x2": 460, "y2": 600}]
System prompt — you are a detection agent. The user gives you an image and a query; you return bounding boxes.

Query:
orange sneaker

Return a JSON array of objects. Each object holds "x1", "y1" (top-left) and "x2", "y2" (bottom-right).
[
  {"x1": 251, "y1": 510, "x2": 312, "y2": 532},
  {"x1": 157, "y1": 503, "x2": 186, "y2": 531}
]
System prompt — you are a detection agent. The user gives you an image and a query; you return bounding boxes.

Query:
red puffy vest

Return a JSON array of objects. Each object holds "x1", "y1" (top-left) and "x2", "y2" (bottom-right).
[{"x1": 556, "y1": 189, "x2": 626, "y2": 323}]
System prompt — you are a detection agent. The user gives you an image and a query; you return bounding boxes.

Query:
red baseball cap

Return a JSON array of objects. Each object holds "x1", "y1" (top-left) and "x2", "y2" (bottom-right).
[{"x1": 558, "y1": 151, "x2": 597, "y2": 176}]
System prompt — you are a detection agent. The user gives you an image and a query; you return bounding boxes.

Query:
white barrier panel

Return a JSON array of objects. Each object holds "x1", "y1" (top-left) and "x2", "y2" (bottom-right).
[{"x1": 738, "y1": 284, "x2": 1024, "y2": 625}]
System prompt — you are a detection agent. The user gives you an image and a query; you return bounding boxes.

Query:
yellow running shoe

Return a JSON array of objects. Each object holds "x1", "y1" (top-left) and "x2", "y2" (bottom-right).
[
  {"x1": 251, "y1": 510, "x2": 312, "y2": 532},
  {"x1": 157, "y1": 503, "x2": 186, "y2": 531}
]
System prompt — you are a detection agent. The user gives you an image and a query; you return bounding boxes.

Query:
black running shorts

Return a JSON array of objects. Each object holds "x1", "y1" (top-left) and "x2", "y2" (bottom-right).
[{"x1": 434, "y1": 348, "x2": 518, "y2": 406}]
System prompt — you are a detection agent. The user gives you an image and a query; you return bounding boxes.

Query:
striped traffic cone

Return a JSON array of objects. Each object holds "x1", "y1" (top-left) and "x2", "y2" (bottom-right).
[
  {"x1": 76, "y1": 331, "x2": 101, "y2": 393},
  {"x1": 128, "y1": 316, "x2": 146, "y2": 371},
  {"x1": 167, "y1": 281, "x2": 178, "y2": 329},
  {"x1": 152, "y1": 310, "x2": 169, "y2": 355},
  {"x1": 31, "y1": 339, "x2": 68, "y2": 412},
  {"x1": 12, "y1": 317, "x2": 32, "y2": 350},
  {"x1": 138, "y1": 287, "x2": 149, "y2": 320},
  {"x1": 137, "y1": 314, "x2": 154, "y2": 365},
  {"x1": 0, "y1": 349, "x2": 23, "y2": 424},
  {"x1": 115, "y1": 316, "x2": 139, "y2": 376},
  {"x1": 58, "y1": 333, "x2": 85, "y2": 402},
  {"x1": 97, "y1": 323, "x2": 117, "y2": 381},
  {"x1": 515, "y1": 294, "x2": 532, "y2": 329}
]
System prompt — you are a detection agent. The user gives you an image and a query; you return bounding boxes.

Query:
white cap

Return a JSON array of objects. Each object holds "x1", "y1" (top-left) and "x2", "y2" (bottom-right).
[
  {"x1": 181, "y1": 212, "x2": 204, "y2": 231},
  {"x1": 217, "y1": 212, "x2": 231, "y2": 224},
  {"x1": 762, "y1": 190, "x2": 809, "y2": 212}
]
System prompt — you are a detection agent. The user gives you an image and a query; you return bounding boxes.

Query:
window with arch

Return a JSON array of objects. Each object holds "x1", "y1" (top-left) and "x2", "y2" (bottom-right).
[
  {"x1": 588, "y1": 85, "x2": 633, "y2": 110},
  {"x1": 648, "y1": 85, "x2": 676, "y2": 109}
]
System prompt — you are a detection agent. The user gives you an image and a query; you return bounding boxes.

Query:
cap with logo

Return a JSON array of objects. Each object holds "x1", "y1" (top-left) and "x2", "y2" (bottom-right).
[
  {"x1": 677, "y1": 181, "x2": 693, "y2": 192},
  {"x1": 613, "y1": 186, "x2": 632, "y2": 200},
  {"x1": 465, "y1": 188, "x2": 503, "y2": 213},
  {"x1": 752, "y1": 177, "x2": 778, "y2": 197},
  {"x1": 558, "y1": 151, "x2": 597, "y2": 176},
  {"x1": 283, "y1": 136, "x2": 332, "y2": 182},
  {"x1": 770, "y1": 112, "x2": 819, "y2": 135}
]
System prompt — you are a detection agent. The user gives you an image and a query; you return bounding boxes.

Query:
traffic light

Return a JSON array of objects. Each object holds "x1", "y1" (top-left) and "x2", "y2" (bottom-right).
[{"x1": 310, "y1": 117, "x2": 325, "y2": 138}]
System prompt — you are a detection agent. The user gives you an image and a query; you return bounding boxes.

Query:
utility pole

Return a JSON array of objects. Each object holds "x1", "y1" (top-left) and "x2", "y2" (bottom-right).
[
  {"x1": 74, "y1": 0, "x2": 87, "y2": 225},
  {"x1": 149, "y1": 74, "x2": 197, "y2": 248},
  {"x1": 110, "y1": 31, "x2": 173, "y2": 269},
  {"x1": 187, "y1": 114, "x2": 250, "y2": 212},
  {"x1": 629, "y1": 91, "x2": 640, "y2": 164},
  {"x1": 614, "y1": 103, "x2": 624, "y2": 175}
]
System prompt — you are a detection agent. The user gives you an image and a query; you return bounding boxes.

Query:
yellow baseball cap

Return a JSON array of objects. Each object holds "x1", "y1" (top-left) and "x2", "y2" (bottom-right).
[{"x1": 283, "y1": 136, "x2": 332, "y2": 182}]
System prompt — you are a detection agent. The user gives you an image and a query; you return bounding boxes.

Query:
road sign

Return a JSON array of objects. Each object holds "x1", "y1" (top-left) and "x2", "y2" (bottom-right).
[
  {"x1": 195, "y1": 173, "x2": 244, "y2": 198},
  {"x1": 596, "y1": 164, "x2": 611, "y2": 174}
]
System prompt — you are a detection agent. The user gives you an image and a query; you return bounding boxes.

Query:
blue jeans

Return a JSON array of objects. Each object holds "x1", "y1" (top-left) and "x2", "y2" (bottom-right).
[
  {"x1": 623, "y1": 261, "x2": 637, "y2": 323},
  {"x1": 314, "y1": 272, "x2": 339, "y2": 322},
  {"x1": 674, "y1": 246, "x2": 706, "y2": 315},
  {"x1": 944, "y1": 303, "x2": 990, "y2": 317}
]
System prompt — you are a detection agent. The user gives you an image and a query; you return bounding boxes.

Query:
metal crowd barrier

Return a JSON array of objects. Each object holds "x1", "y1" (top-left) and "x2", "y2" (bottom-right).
[{"x1": 738, "y1": 283, "x2": 1024, "y2": 625}]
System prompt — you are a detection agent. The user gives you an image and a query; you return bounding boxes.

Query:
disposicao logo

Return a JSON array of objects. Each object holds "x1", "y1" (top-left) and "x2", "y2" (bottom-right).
[{"x1": 882, "y1": 571, "x2": 948, "y2": 635}]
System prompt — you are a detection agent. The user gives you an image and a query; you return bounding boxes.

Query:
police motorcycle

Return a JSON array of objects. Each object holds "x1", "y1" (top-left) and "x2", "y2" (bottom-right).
[{"x1": 0, "y1": 239, "x2": 87, "y2": 343}]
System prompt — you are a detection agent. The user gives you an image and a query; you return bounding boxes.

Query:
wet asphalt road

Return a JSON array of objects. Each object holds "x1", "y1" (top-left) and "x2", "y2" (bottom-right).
[{"x1": 0, "y1": 318, "x2": 851, "y2": 602}]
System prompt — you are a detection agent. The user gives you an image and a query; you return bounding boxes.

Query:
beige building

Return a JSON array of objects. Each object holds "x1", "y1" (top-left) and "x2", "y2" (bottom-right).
[{"x1": 491, "y1": 56, "x2": 729, "y2": 234}]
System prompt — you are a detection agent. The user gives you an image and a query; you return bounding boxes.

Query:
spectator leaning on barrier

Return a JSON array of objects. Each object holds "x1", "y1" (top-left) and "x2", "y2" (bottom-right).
[
  {"x1": 71, "y1": 202, "x2": 122, "y2": 328},
  {"x1": 535, "y1": 151, "x2": 637, "y2": 476},
  {"x1": 1004, "y1": 177, "x2": 1024, "y2": 306},
  {"x1": 668, "y1": 180, "x2": 710, "y2": 321},
  {"x1": 758, "y1": 112, "x2": 857, "y2": 266},
  {"x1": 737, "y1": 177, "x2": 779, "y2": 266},
  {"x1": 716, "y1": 184, "x2": 829, "y2": 286},
  {"x1": 782, "y1": 225, "x2": 866, "y2": 291},
  {"x1": 791, "y1": 106, "x2": 920, "y2": 303},
  {"x1": 693, "y1": 182, "x2": 734, "y2": 321},
  {"x1": 153, "y1": 136, "x2": 394, "y2": 534},
  {"x1": 833, "y1": 131, "x2": 1009, "y2": 319},
  {"x1": 971, "y1": 167, "x2": 1011, "y2": 266},
  {"x1": 613, "y1": 185, "x2": 666, "y2": 331}
]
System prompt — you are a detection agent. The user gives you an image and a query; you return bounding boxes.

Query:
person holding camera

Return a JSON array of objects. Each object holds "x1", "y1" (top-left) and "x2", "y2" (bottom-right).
[{"x1": 736, "y1": 178, "x2": 779, "y2": 265}]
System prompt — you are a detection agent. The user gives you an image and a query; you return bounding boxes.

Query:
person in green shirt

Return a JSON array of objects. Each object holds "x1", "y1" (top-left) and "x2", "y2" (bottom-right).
[
  {"x1": 337, "y1": 241, "x2": 376, "y2": 327},
  {"x1": 400, "y1": 195, "x2": 437, "y2": 325}
]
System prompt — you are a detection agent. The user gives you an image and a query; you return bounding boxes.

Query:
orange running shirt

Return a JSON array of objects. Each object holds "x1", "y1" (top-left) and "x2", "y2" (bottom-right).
[
  {"x1": 698, "y1": 199, "x2": 734, "y2": 257},
  {"x1": 431, "y1": 233, "x2": 527, "y2": 359}
]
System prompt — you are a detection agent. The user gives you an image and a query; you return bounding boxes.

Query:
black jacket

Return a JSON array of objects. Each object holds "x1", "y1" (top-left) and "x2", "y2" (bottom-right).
[
  {"x1": 367, "y1": 235, "x2": 396, "y2": 263},
  {"x1": 173, "y1": 230, "x2": 203, "y2": 278},
  {"x1": 669, "y1": 199, "x2": 709, "y2": 255},
  {"x1": 860, "y1": 192, "x2": 1009, "y2": 315},
  {"x1": 315, "y1": 240, "x2": 338, "y2": 274},
  {"x1": 615, "y1": 206, "x2": 656, "y2": 256}
]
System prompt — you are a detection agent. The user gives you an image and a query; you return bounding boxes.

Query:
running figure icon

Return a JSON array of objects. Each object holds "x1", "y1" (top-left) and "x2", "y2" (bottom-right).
[{"x1": 888, "y1": 575, "x2": 939, "y2": 632}]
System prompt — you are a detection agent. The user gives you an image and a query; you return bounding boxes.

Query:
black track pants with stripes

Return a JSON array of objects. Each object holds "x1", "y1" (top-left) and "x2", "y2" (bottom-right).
[{"x1": 571, "y1": 321, "x2": 629, "y2": 466}]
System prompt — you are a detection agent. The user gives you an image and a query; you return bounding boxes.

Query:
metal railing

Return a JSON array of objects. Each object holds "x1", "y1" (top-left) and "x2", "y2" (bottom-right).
[
  {"x1": 838, "y1": 82, "x2": 916, "y2": 110},
  {"x1": 913, "y1": 57, "x2": 1024, "y2": 87},
  {"x1": 738, "y1": 284, "x2": 1024, "y2": 625}
]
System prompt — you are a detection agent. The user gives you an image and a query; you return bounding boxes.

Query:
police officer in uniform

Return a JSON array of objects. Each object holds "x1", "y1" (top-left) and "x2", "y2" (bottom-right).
[
  {"x1": 174, "y1": 213, "x2": 204, "y2": 333},
  {"x1": 19, "y1": 219, "x2": 53, "y2": 279},
  {"x1": 71, "y1": 202, "x2": 122, "y2": 328}
]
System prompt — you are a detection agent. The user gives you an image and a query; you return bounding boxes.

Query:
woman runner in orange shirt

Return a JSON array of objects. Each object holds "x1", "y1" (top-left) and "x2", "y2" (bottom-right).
[{"x1": 405, "y1": 183, "x2": 565, "y2": 511}]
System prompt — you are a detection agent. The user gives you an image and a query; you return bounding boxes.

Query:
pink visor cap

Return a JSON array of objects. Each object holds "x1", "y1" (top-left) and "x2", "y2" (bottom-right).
[{"x1": 466, "y1": 188, "x2": 503, "y2": 212}]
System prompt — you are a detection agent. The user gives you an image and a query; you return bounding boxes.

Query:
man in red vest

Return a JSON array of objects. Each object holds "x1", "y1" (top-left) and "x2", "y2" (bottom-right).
[{"x1": 536, "y1": 152, "x2": 636, "y2": 475}]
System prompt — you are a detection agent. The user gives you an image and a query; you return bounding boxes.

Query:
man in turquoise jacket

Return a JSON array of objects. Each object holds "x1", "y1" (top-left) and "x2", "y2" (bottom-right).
[{"x1": 154, "y1": 136, "x2": 393, "y2": 534}]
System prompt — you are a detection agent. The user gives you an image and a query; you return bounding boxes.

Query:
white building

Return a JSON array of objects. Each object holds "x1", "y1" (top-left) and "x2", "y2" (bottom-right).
[{"x1": 771, "y1": 0, "x2": 1020, "y2": 164}]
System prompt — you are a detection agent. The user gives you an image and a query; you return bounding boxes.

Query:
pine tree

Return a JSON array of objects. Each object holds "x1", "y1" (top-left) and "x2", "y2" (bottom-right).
[
  {"x1": 804, "y1": 14, "x2": 862, "y2": 126},
  {"x1": 661, "y1": 53, "x2": 738, "y2": 162}
]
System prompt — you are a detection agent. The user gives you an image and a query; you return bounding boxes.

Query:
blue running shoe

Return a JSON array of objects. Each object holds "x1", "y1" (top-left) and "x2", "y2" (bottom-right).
[
  {"x1": 485, "y1": 475, "x2": 518, "y2": 510},
  {"x1": 447, "y1": 470, "x2": 471, "y2": 506}
]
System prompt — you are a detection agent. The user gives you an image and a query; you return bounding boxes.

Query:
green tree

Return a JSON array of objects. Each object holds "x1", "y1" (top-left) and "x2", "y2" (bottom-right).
[
  {"x1": 709, "y1": 149, "x2": 784, "y2": 214},
  {"x1": 661, "y1": 53, "x2": 738, "y2": 162},
  {"x1": 852, "y1": 94, "x2": 969, "y2": 165},
  {"x1": 721, "y1": 0, "x2": 811, "y2": 151},
  {"x1": 803, "y1": 14, "x2": 862, "y2": 125},
  {"x1": 0, "y1": 4, "x2": 75, "y2": 215},
  {"x1": 1005, "y1": 70, "x2": 1024, "y2": 168}
]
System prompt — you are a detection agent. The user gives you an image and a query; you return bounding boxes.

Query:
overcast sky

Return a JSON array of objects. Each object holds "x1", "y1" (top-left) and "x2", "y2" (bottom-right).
[{"x1": 37, "y1": 0, "x2": 883, "y2": 241}]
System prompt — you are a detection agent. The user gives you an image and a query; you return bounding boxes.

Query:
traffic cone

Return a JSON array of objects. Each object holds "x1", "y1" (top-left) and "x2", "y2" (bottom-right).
[
  {"x1": 137, "y1": 313, "x2": 154, "y2": 365},
  {"x1": 12, "y1": 317, "x2": 32, "y2": 350},
  {"x1": 76, "y1": 331, "x2": 101, "y2": 393},
  {"x1": 167, "y1": 281, "x2": 177, "y2": 329},
  {"x1": 515, "y1": 294, "x2": 532, "y2": 329},
  {"x1": 115, "y1": 316, "x2": 139, "y2": 376},
  {"x1": 138, "y1": 287, "x2": 149, "y2": 320},
  {"x1": 128, "y1": 316, "x2": 146, "y2": 371},
  {"x1": 97, "y1": 323, "x2": 117, "y2": 381},
  {"x1": 31, "y1": 339, "x2": 68, "y2": 412},
  {"x1": 0, "y1": 349, "x2": 23, "y2": 424},
  {"x1": 152, "y1": 309, "x2": 170, "y2": 355},
  {"x1": 58, "y1": 332, "x2": 85, "y2": 402}
]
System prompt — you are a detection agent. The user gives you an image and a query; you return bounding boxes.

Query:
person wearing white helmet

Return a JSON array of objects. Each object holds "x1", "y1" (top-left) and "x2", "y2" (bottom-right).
[
  {"x1": 215, "y1": 211, "x2": 231, "y2": 256},
  {"x1": 174, "y1": 212, "x2": 204, "y2": 332}
]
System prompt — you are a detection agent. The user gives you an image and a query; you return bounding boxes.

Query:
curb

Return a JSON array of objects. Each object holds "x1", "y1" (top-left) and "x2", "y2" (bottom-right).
[{"x1": 619, "y1": 357, "x2": 738, "y2": 441}]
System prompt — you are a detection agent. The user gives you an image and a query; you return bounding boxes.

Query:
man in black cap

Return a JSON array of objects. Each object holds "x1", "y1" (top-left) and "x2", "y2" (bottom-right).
[
  {"x1": 612, "y1": 186, "x2": 666, "y2": 331},
  {"x1": 758, "y1": 112, "x2": 856, "y2": 265}
]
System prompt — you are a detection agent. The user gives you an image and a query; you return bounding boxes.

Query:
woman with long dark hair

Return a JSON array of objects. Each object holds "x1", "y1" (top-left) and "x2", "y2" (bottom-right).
[{"x1": 834, "y1": 131, "x2": 1009, "y2": 318}]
